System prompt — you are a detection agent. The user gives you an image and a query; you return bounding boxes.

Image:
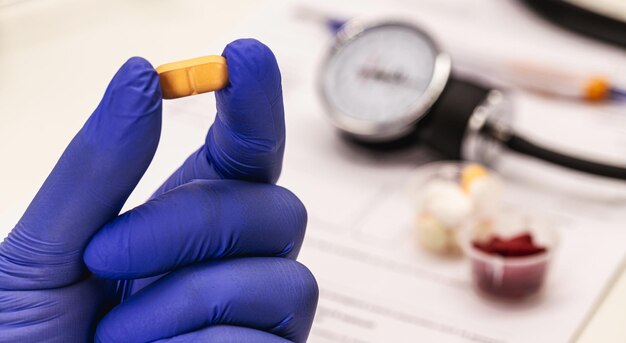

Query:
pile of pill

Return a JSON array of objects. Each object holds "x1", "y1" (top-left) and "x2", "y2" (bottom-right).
[{"x1": 416, "y1": 164, "x2": 503, "y2": 255}]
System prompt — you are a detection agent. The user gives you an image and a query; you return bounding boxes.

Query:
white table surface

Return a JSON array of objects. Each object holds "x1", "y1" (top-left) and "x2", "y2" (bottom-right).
[{"x1": 0, "y1": 0, "x2": 624, "y2": 341}]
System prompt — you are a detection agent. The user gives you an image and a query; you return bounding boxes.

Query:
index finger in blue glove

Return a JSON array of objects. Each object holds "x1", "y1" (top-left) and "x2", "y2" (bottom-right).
[
  {"x1": 152, "y1": 39, "x2": 285, "y2": 197},
  {"x1": 0, "y1": 58, "x2": 162, "y2": 290}
]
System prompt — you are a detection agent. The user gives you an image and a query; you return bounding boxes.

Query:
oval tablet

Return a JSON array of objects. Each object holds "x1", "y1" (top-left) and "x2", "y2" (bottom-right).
[{"x1": 156, "y1": 55, "x2": 228, "y2": 99}]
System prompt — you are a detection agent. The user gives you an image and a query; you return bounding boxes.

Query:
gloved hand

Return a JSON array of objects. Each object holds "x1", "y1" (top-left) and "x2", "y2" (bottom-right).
[{"x1": 0, "y1": 39, "x2": 318, "y2": 343}]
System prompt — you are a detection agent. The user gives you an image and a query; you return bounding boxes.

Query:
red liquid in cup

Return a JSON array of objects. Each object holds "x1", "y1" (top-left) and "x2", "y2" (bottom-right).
[{"x1": 470, "y1": 233, "x2": 549, "y2": 299}]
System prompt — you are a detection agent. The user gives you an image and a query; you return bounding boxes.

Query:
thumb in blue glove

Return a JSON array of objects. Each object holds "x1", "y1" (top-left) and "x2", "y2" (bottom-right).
[{"x1": 0, "y1": 56, "x2": 162, "y2": 341}]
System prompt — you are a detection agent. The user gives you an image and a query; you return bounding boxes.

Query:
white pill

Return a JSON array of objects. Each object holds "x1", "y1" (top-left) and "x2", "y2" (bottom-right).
[
  {"x1": 423, "y1": 180, "x2": 472, "y2": 227},
  {"x1": 416, "y1": 214, "x2": 449, "y2": 253},
  {"x1": 468, "y1": 175, "x2": 503, "y2": 214}
]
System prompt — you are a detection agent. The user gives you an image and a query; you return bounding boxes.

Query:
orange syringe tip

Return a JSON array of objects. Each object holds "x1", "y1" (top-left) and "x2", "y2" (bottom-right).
[
  {"x1": 584, "y1": 76, "x2": 610, "y2": 102},
  {"x1": 156, "y1": 55, "x2": 228, "y2": 99}
]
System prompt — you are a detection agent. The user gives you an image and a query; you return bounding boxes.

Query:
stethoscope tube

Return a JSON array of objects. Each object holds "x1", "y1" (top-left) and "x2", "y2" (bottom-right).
[
  {"x1": 481, "y1": 121, "x2": 626, "y2": 180},
  {"x1": 404, "y1": 75, "x2": 626, "y2": 181}
]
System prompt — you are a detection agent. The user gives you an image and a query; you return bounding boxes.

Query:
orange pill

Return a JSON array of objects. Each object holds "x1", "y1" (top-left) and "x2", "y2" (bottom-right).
[
  {"x1": 156, "y1": 55, "x2": 228, "y2": 99},
  {"x1": 461, "y1": 163, "x2": 489, "y2": 193}
]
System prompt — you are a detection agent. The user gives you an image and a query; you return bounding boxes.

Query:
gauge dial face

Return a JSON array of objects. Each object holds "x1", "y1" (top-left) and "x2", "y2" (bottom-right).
[{"x1": 321, "y1": 22, "x2": 449, "y2": 140}]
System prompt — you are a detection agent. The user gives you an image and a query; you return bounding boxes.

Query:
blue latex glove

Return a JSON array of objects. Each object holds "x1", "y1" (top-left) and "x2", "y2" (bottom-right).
[{"x1": 0, "y1": 39, "x2": 318, "y2": 343}]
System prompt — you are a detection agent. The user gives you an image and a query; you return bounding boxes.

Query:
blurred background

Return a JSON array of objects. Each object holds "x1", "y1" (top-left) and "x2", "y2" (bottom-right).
[{"x1": 1, "y1": 0, "x2": 625, "y2": 342}]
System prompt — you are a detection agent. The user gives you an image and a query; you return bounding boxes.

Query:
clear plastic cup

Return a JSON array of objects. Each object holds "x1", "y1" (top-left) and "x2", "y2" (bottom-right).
[
  {"x1": 459, "y1": 208, "x2": 559, "y2": 299},
  {"x1": 408, "y1": 161, "x2": 503, "y2": 255}
]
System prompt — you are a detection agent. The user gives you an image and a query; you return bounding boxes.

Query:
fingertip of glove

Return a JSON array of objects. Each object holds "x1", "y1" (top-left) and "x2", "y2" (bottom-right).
[
  {"x1": 276, "y1": 185, "x2": 308, "y2": 234},
  {"x1": 83, "y1": 239, "x2": 110, "y2": 277},
  {"x1": 83, "y1": 229, "x2": 125, "y2": 279},
  {"x1": 120, "y1": 57, "x2": 158, "y2": 86},
  {"x1": 80, "y1": 56, "x2": 163, "y2": 161},
  {"x1": 121, "y1": 56, "x2": 154, "y2": 73},
  {"x1": 220, "y1": 38, "x2": 281, "y2": 101},
  {"x1": 222, "y1": 38, "x2": 278, "y2": 75},
  {"x1": 94, "y1": 315, "x2": 121, "y2": 343},
  {"x1": 99, "y1": 56, "x2": 162, "y2": 120},
  {"x1": 292, "y1": 261, "x2": 319, "y2": 303}
]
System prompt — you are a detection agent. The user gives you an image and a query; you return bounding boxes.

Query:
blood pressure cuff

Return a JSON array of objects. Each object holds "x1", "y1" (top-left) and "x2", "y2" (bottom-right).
[{"x1": 418, "y1": 76, "x2": 491, "y2": 159}]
